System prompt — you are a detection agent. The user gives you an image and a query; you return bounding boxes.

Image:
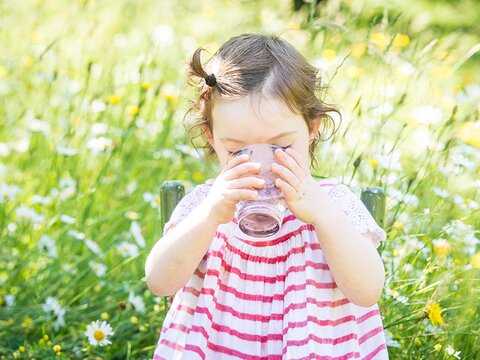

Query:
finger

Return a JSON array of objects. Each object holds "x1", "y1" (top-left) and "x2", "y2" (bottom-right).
[
  {"x1": 285, "y1": 147, "x2": 310, "y2": 174},
  {"x1": 227, "y1": 176, "x2": 265, "y2": 190},
  {"x1": 271, "y1": 163, "x2": 301, "y2": 190},
  {"x1": 223, "y1": 161, "x2": 261, "y2": 181},
  {"x1": 225, "y1": 188, "x2": 259, "y2": 202},
  {"x1": 275, "y1": 178, "x2": 297, "y2": 201},
  {"x1": 224, "y1": 153, "x2": 250, "y2": 172},
  {"x1": 274, "y1": 148, "x2": 307, "y2": 177}
]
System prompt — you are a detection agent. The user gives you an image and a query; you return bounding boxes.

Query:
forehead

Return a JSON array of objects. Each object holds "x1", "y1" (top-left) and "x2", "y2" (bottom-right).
[{"x1": 211, "y1": 94, "x2": 304, "y2": 138}]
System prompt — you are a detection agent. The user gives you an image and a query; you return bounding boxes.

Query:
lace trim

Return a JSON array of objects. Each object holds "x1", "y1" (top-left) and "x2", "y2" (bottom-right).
[
  {"x1": 162, "y1": 178, "x2": 387, "y2": 248},
  {"x1": 326, "y1": 184, "x2": 387, "y2": 248}
]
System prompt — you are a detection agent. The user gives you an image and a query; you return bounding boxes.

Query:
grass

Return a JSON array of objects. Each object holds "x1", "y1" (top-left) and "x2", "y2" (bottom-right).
[{"x1": 0, "y1": 0, "x2": 479, "y2": 358}]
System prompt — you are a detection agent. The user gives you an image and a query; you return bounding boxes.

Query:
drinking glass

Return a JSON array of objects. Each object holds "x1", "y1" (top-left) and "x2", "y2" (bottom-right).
[{"x1": 231, "y1": 143, "x2": 287, "y2": 238}]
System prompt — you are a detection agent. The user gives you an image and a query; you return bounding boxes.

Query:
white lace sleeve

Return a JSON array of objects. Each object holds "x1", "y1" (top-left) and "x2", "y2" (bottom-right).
[
  {"x1": 162, "y1": 184, "x2": 207, "y2": 236},
  {"x1": 327, "y1": 183, "x2": 387, "y2": 249}
]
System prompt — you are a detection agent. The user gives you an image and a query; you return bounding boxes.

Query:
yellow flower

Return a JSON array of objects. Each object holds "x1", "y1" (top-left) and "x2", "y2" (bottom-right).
[
  {"x1": 350, "y1": 42, "x2": 366, "y2": 57},
  {"x1": 22, "y1": 56, "x2": 33, "y2": 67},
  {"x1": 22, "y1": 316, "x2": 33, "y2": 330},
  {"x1": 127, "y1": 105, "x2": 139, "y2": 116},
  {"x1": 346, "y1": 66, "x2": 364, "y2": 79},
  {"x1": 457, "y1": 121, "x2": 480, "y2": 148},
  {"x1": 370, "y1": 32, "x2": 390, "y2": 49},
  {"x1": 471, "y1": 252, "x2": 480, "y2": 270},
  {"x1": 141, "y1": 82, "x2": 152, "y2": 90},
  {"x1": 369, "y1": 159, "x2": 379, "y2": 168},
  {"x1": 393, "y1": 33, "x2": 410, "y2": 48},
  {"x1": 434, "y1": 343, "x2": 442, "y2": 351},
  {"x1": 425, "y1": 302, "x2": 445, "y2": 326},
  {"x1": 43, "y1": 334, "x2": 49, "y2": 340},
  {"x1": 130, "y1": 315, "x2": 139, "y2": 324},
  {"x1": 101, "y1": 312, "x2": 109, "y2": 320},
  {"x1": 31, "y1": 32, "x2": 44, "y2": 44},
  {"x1": 94, "y1": 284, "x2": 102, "y2": 293},
  {"x1": 19, "y1": 346, "x2": 26, "y2": 352},
  {"x1": 322, "y1": 48, "x2": 337, "y2": 61},
  {"x1": 287, "y1": 20, "x2": 301, "y2": 29},
  {"x1": 330, "y1": 33, "x2": 342, "y2": 44},
  {"x1": 193, "y1": 171, "x2": 203, "y2": 182},
  {"x1": 433, "y1": 240, "x2": 450, "y2": 257},
  {"x1": 53, "y1": 345, "x2": 61, "y2": 352},
  {"x1": 414, "y1": 338, "x2": 421, "y2": 346},
  {"x1": 393, "y1": 221, "x2": 404, "y2": 230},
  {"x1": 107, "y1": 95, "x2": 121, "y2": 105},
  {"x1": 125, "y1": 211, "x2": 139, "y2": 220}
]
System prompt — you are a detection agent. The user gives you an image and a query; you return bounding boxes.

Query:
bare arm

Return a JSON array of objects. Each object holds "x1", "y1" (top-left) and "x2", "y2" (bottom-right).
[
  {"x1": 145, "y1": 154, "x2": 265, "y2": 297},
  {"x1": 145, "y1": 203, "x2": 220, "y2": 296},
  {"x1": 314, "y1": 204, "x2": 386, "y2": 308}
]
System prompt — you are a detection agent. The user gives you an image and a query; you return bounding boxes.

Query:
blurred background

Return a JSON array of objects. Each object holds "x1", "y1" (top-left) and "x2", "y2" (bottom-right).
[{"x1": 0, "y1": 0, "x2": 479, "y2": 358}]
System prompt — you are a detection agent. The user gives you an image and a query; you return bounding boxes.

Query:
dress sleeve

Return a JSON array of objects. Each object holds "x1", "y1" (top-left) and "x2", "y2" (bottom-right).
[
  {"x1": 327, "y1": 183, "x2": 387, "y2": 249},
  {"x1": 162, "y1": 185, "x2": 205, "y2": 236}
]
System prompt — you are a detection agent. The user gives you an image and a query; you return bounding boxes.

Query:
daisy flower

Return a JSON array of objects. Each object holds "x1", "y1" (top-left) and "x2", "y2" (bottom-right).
[{"x1": 85, "y1": 320, "x2": 114, "y2": 346}]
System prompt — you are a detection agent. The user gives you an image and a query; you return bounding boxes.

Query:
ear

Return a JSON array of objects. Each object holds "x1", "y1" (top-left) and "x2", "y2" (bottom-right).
[
  {"x1": 308, "y1": 118, "x2": 322, "y2": 144},
  {"x1": 202, "y1": 124, "x2": 215, "y2": 148}
]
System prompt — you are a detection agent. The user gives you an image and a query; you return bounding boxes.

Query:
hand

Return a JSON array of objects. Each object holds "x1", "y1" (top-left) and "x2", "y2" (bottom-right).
[
  {"x1": 270, "y1": 147, "x2": 328, "y2": 225},
  {"x1": 203, "y1": 154, "x2": 266, "y2": 225}
]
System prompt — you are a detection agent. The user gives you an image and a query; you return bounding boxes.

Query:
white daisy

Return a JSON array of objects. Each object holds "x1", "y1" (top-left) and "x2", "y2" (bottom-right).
[
  {"x1": 375, "y1": 151, "x2": 403, "y2": 171},
  {"x1": 116, "y1": 241, "x2": 139, "y2": 258},
  {"x1": 143, "y1": 192, "x2": 160, "y2": 208},
  {"x1": 87, "y1": 136, "x2": 114, "y2": 155},
  {"x1": 85, "y1": 239, "x2": 102, "y2": 255},
  {"x1": 128, "y1": 291, "x2": 146, "y2": 313},
  {"x1": 130, "y1": 221, "x2": 145, "y2": 248},
  {"x1": 56, "y1": 145, "x2": 78, "y2": 156},
  {"x1": 85, "y1": 320, "x2": 114, "y2": 346},
  {"x1": 445, "y1": 344, "x2": 461, "y2": 359},
  {"x1": 433, "y1": 187, "x2": 449, "y2": 198},
  {"x1": 16, "y1": 205, "x2": 44, "y2": 224},
  {"x1": 90, "y1": 99, "x2": 106, "y2": 113},
  {"x1": 37, "y1": 235, "x2": 58, "y2": 258},
  {"x1": 67, "y1": 229, "x2": 85, "y2": 240},
  {"x1": 5, "y1": 294, "x2": 15, "y2": 307},
  {"x1": 89, "y1": 261, "x2": 107, "y2": 277},
  {"x1": 60, "y1": 214, "x2": 76, "y2": 224},
  {"x1": 0, "y1": 183, "x2": 21, "y2": 203},
  {"x1": 41, "y1": 296, "x2": 67, "y2": 330},
  {"x1": 31, "y1": 194, "x2": 52, "y2": 205},
  {"x1": 384, "y1": 330, "x2": 400, "y2": 348}
]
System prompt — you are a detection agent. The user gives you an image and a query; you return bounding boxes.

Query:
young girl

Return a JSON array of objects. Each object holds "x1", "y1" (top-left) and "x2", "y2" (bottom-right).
[{"x1": 145, "y1": 33, "x2": 389, "y2": 359}]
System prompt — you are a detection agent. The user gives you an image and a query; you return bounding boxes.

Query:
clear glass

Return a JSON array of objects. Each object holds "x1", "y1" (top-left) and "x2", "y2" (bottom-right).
[{"x1": 231, "y1": 143, "x2": 287, "y2": 238}]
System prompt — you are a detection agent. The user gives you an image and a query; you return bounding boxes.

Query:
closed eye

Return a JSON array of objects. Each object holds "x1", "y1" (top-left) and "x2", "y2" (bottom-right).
[{"x1": 227, "y1": 145, "x2": 291, "y2": 155}]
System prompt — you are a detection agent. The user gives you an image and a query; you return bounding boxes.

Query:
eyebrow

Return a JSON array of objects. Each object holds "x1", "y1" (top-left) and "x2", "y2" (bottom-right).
[{"x1": 220, "y1": 130, "x2": 298, "y2": 144}]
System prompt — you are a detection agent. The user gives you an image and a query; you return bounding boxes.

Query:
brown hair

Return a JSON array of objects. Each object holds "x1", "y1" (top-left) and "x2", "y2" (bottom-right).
[{"x1": 183, "y1": 32, "x2": 341, "y2": 170}]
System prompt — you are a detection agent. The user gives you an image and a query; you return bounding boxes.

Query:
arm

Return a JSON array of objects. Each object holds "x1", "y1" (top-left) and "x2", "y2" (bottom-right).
[
  {"x1": 313, "y1": 204, "x2": 386, "y2": 308},
  {"x1": 145, "y1": 201, "x2": 220, "y2": 297}
]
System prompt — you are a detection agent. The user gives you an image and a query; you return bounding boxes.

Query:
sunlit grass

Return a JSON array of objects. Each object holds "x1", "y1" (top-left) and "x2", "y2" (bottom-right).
[{"x1": 0, "y1": 0, "x2": 479, "y2": 358}]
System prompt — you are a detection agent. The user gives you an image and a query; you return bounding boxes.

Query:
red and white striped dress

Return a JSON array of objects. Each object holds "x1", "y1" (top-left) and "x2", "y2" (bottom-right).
[{"x1": 153, "y1": 177, "x2": 389, "y2": 359}]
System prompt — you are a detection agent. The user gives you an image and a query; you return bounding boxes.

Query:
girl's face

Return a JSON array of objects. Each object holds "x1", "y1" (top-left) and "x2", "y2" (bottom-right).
[{"x1": 205, "y1": 94, "x2": 321, "y2": 170}]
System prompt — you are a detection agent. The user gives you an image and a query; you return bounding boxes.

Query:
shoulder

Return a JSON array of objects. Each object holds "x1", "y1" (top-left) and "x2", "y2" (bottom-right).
[{"x1": 315, "y1": 178, "x2": 387, "y2": 248}]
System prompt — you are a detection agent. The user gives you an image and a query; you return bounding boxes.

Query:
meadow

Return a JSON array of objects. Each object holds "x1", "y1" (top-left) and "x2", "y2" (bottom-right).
[{"x1": 0, "y1": 0, "x2": 479, "y2": 358}]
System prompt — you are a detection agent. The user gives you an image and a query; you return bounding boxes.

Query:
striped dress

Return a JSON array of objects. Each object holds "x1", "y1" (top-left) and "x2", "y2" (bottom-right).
[{"x1": 153, "y1": 177, "x2": 389, "y2": 359}]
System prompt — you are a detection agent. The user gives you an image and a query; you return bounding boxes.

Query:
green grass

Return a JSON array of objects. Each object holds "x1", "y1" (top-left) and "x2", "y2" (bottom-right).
[{"x1": 0, "y1": 0, "x2": 479, "y2": 358}]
